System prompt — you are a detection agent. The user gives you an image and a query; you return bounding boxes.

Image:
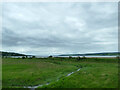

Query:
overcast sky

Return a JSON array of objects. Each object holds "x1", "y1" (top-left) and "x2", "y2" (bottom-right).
[{"x1": 2, "y1": 2, "x2": 118, "y2": 55}]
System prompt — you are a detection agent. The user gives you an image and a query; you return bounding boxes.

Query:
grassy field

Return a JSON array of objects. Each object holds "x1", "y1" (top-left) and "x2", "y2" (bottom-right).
[{"x1": 2, "y1": 57, "x2": 118, "y2": 88}]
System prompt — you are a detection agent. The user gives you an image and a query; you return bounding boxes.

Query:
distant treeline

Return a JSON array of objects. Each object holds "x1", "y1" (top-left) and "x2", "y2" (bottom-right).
[
  {"x1": 59, "y1": 52, "x2": 120, "y2": 56},
  {"x1": 0, "y1": 51, "x2": 27, "y2": 57}
]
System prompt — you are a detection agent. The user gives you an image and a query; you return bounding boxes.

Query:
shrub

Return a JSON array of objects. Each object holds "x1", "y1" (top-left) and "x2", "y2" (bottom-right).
[
  {"x1": 22, "y1": 56, "x2": 25, "y2": 59},
  {"x1": 32, "y1": 56, "x2": 36, "y2": 58},
  {"x1": 69, "y1": 56, "x2": 72, "y2": 59},
  {"x1": 49, "y1": 55, "x2": 53, "y2": 58}
]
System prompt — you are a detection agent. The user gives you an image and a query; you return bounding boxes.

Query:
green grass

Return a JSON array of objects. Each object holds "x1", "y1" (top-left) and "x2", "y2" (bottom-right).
[
  {"x1": 41, "y1": 58, "x2": 118, "y2": 88},
  {"x1": 2, "y1": 57, "x2": 118, "y2": 88},
  {"x1": 2, "y1": 58, "x2": 78, "y2": 88}
]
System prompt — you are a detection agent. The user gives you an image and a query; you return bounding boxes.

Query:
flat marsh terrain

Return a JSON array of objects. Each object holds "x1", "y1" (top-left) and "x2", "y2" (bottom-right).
[{"x1": 2, "y1": 57, "x2": 118, "y2": 88}]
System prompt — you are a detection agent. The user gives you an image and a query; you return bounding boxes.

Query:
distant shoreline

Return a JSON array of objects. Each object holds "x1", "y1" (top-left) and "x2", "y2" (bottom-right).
[{"x1": 35, "y1": 55, "x2": 117, "y2": 58}]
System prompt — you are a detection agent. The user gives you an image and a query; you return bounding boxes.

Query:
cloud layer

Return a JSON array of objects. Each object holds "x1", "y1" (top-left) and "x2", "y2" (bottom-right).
[{"x1": 2, "y1": 2, "x2": 118, "y2": 55}]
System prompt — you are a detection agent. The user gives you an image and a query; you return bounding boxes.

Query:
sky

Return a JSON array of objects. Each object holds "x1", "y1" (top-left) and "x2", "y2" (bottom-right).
[{"x1": 2, "y1": 2, "x2": 118, "y2": 56}]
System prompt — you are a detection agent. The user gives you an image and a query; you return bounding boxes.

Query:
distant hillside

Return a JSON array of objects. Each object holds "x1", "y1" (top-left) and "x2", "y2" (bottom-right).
[
  {"x1": 59, "y1": 52, "x2": 120, "y2": 56},
  {"x1": 0, "y1": 51, "x2": 27, "y2": 56}
]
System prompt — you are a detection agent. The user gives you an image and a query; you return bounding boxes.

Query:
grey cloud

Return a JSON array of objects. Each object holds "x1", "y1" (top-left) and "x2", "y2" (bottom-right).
[
  {"x1": 2, "y1": 2, "x2": 118, "y2": 55},
  {"x1": 2, "y1": 28, "x2": 26, "y2": 47}
]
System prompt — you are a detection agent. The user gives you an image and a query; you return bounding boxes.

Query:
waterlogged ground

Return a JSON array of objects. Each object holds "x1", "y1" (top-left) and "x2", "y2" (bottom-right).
[{"x1": 2, "y1": 57, "x2": 118, "y2": 88}]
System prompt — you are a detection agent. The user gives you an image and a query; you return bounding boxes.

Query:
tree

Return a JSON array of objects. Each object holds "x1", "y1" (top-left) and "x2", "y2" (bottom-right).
[
  {"x1": 22, "y1": 56, "x2": 25, "y2": 59},
  {"x1": 49, "y1": 55, "x2": 53, "y2": 58},
  {"x1": 32, "y1": 56, "x2": 36, "y2": 58}
]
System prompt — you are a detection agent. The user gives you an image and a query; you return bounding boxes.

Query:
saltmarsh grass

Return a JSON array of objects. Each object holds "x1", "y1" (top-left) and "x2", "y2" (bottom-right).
[
  {"x1": 41, "y1": 58, "x2": 118, "y2": 88},
  {"x1": 2, "y1": 57, "x2": 118, "y2": 88}
]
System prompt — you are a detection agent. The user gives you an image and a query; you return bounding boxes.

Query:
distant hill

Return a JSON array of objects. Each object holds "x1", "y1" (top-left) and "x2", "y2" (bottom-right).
[
  {"x1": 59, "y1": 52, "x2": 120, "y2": 56},
  {"x1": 0, "y1": 51, "x2": 28, "y2": 57}
]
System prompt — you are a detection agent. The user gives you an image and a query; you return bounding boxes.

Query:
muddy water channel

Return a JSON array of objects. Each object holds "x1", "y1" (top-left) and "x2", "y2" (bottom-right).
[{"x1": 24, "y1": 68, "x2": 81, "y2": 90}]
